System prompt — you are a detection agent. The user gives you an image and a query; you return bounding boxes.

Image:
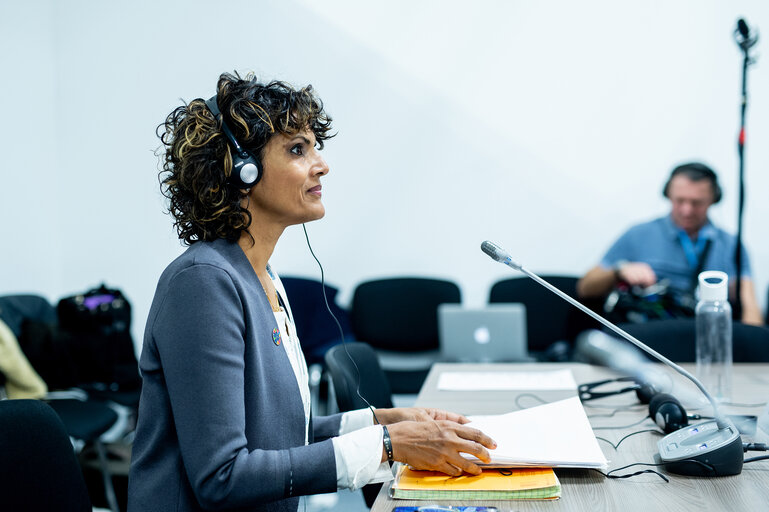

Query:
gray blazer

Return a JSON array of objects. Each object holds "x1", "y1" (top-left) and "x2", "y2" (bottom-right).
[{"x1": 127, "y1": 239, "x2": 342, "y2": 511}]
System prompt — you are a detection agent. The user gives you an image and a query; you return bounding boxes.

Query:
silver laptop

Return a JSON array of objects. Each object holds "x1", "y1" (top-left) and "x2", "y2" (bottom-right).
[{"x1": 438, "y1": 303, "x2": 529, "y2": 362}]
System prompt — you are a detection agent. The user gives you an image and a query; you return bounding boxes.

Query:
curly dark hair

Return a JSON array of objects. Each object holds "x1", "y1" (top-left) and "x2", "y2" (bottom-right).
[{"x1": 158, "y1": 72, "x2": 334, "y2": 245}]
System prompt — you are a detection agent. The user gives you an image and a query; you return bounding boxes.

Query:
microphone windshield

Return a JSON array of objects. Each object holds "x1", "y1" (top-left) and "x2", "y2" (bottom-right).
[
  {"x1": 576, "y1": 330, "x2": 672, "y2": 398},
  {"x1": 737, "y1": 18, "x2": 749, "y2": 37},
  {"x1": 481, "y1": 240, "x2": 509, "y2": 262}
]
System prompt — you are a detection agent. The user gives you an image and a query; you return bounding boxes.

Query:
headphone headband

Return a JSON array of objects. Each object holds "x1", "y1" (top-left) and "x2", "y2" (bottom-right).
[{"x1": 663, "y1": 162, "x2": 722, "y2": 204}]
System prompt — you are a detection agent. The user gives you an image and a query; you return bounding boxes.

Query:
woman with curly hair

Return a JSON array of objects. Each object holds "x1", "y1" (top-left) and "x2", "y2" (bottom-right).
[{"x1": 127, "y1": 72, "x2": 495, "y2": 512}]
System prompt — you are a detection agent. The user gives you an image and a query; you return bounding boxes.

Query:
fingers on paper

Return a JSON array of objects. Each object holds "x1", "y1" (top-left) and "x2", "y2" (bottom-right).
[
  {"x1": 440, "y1": 458, "x2": 482, "y2": 477},
  {"x1": 454, "y1": 424, "x2": 497, "y2": 451}
]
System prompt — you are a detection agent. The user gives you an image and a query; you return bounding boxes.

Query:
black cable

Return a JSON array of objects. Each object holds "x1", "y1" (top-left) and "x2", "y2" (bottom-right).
[
  {"x1": 591, "y1": 462, "x2": 670, "y2": 483},
  {"x1": 587, "y1": 406, "x2": 647, "y2": 419},
  {"x1": 302, "y1": 224, "x2": 381, "y2": 424},
  {"x1": 592, "y1": 415, "x2": 653, "y2": 430},
  {"x1": 595, "y1": 429, "x2": 663, "y2": 450},
  {"x1": 744, "y1": 455, "x2": 769, "y2": 464},
  {"x1": 514, "y1": 393, "x2": 548, "y2": 409},
  {"x1": 519, "y1": 393, "x2": 647, "y2": 421},
  {"x1": 743, "y1": 443, "x2": 768, "y2": 452},
  {"x1": 588, "y1": 410, "x2": 623, "y2": 419},
  {"x1": 583, "y1": 402, "x2": 647, "y2": 411}
]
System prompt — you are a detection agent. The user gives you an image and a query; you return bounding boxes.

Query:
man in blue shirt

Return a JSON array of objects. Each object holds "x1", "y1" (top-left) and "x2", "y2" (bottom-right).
[{"x1": 577, "y1": 162, "x2": 763, "y2": 325}]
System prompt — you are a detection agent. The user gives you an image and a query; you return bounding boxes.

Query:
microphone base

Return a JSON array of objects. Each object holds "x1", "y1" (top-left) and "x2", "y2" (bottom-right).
[{"x1": 657, "y1": 419, "x2": 743, "y2": 476}]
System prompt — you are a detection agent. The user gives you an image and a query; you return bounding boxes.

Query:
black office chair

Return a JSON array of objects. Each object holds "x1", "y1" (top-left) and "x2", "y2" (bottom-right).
[
  {"x1": 0, "y1": 294, "x2": 127, "y2": 511},
  {"x1": 489, "y1": 275, "x2": 599, "y2": 360},
  {"x1": 280, "y1": 276, "x2": 354, "y2": 416},
  {"x1": 350, "y1": 277, "x2": 461, "y2": 394},
  {"x1": 613, "y1": 318, "x2": 769, "y2": 362},
  {"x1": 324, "y1": 342, "x2": 392, "y2": 508},
  {"x1": 0, "y1": 399, "x2": 92, "y2": 512},
  {"x1": 325, "y1": 342, "x2": 394, "y2": 412},
  {"x1": 280, "y1": 276, "x2": 353, "y2": 365}
]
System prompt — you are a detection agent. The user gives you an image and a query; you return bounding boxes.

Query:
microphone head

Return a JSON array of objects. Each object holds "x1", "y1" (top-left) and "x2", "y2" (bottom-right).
[
  {"x1": 481, "y1": 240, "x2": 508, "y2": 262},
  {"x1": 738, "y1": 18, "x2": 749, "y2": 38},
  {"x1": 481, "y1": 240, "x2": 523, "y2": 270}
]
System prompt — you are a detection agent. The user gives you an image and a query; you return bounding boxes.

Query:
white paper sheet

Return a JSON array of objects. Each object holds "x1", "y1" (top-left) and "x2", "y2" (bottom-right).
[
  {"x1": 437, "y1": 369, "x2": 577, "y2": 391},
  {"x1": 464, "y1": 396, "x2": 608, "y2": 469}
]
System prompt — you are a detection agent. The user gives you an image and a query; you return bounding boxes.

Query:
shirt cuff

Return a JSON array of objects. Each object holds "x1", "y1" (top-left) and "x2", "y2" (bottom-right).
[
  {"x1": 339, "y1": 407, "x2": 376, "y2": 435},
  {"x1": 332, "y1": 425, "x2": 394, "y2": 490}
]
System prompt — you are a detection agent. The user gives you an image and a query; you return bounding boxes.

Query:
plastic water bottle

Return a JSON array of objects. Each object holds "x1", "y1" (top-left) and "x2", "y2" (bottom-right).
[{"x1": 695, "y1": 270, "x2": 732, "y2": 401}]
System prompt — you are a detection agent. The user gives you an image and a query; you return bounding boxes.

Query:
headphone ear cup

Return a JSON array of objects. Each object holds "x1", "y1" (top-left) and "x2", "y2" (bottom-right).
[
  {"x1": 230, "y1": 151, "x2": 262, "y2": 188},
  {"x1": 649, "y1": 393, "x2": 688, "y2": 434},
  {"x1": 635, "y1": 383, "x2": 657, "y2": 404}
]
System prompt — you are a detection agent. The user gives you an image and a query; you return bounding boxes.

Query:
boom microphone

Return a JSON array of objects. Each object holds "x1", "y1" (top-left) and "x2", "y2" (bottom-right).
[
  {"x1": 481, "y1": 240, "x2": 744, "y2": 476},
  {"x1": 734, "y1": 18, "x2": 758, "y2": 51},
  {"x1": 738, "y1": 19, "x2": 749, "y2": 38}
]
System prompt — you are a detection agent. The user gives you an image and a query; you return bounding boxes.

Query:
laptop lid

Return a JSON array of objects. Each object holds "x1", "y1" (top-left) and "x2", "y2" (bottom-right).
[{"x1": 438, "y1": 303, "x2": 529, "y2": 363}]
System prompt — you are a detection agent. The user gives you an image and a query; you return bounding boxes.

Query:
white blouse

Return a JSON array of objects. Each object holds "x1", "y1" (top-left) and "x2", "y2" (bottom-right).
[{"x1": 269, "y1": 267, "x2": 393, "y2": 490}]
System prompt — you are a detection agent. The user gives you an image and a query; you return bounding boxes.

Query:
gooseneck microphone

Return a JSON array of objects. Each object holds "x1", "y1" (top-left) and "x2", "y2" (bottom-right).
[{"x1": 481, "y1": 240, "x2": 744, "y2": 476}]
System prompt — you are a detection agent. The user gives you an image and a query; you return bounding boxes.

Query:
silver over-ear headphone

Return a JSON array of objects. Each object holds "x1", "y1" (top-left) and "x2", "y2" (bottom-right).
[{"x1": 205, "y1": 96, "x2": 262, "y2": 189}]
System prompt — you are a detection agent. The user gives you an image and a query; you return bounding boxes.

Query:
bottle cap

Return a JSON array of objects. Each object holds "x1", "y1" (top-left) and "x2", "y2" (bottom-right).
[{"x1": 698, "y1": 270, "x2": 728, "y2": 302}]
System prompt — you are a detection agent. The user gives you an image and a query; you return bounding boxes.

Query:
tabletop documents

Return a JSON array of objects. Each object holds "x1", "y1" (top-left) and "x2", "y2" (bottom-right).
[{"x1": 462, "y1": 396, "x2": 608, "y2": 469}]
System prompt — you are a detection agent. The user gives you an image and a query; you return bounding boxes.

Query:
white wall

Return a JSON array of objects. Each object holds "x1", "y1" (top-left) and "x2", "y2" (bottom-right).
[{"x1": 1, "y1": 1, "x2": 767, "y2": 352}]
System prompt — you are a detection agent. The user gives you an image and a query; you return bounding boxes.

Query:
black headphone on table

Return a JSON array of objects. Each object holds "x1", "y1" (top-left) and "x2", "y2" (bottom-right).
[
  {"x1": 205, "y1": 95, "x2": 262, "y2": 189},
  {"x1": 647, "y1": 393, "x2": 699, "y2": 434},
  {"x1": 578, "y1": 376, "x2": 659, "y2": 404},
  {"x1": 579, "y1": 377, "x2": 700, "y2": 434}
]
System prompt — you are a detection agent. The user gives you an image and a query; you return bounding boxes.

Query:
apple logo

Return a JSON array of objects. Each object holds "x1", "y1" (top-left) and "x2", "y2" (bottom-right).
[{"x1": 473, "y1": 326, "x2": 491, "y2": 345}]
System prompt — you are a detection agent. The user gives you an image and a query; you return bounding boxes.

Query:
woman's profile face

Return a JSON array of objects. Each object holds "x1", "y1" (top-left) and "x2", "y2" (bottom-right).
[{"x1": 250, "y1": 127, "x2": 329, "y2": 227}]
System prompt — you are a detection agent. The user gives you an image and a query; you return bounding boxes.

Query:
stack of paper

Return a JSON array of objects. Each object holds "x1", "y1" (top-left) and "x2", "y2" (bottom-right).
[
  {"x1": 463, "y1": 396, "x2": 608, "y2": 469},
  {"x1": 390, "y1": 466, "x2": 561, "y2": 500},
  {"x1": 437, "y1": 369, "x2": 578, "y2": 391}
]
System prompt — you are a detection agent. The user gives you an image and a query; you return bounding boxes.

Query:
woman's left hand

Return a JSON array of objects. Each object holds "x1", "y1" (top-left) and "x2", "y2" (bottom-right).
[{"x1": 374, "y1": 407, "x2": 469, "y2": 425}]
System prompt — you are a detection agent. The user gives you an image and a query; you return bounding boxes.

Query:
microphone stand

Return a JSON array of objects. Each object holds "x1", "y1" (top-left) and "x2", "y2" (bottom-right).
[
  {"x1": 733, "y1": 20, "x2": 758, "y2": 320},
  {"x1": 481, "y1": 240, "x2": 744, "y2": 476}
]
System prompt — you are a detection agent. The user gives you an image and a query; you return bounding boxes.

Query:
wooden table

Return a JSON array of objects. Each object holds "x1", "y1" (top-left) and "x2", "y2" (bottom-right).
[{"x1": 371, "y1": 362, "x2": 769, "y2": 511}]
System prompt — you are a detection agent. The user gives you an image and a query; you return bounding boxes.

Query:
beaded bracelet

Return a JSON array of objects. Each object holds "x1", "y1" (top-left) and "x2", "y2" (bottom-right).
[{"x1": 382, "y1": 425, "x2": 394, "y2": 467}]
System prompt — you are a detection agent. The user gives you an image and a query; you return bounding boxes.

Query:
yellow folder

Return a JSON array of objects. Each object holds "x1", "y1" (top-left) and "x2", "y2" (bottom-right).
[{"x1": 391, "y1": 466, "x2": 561, "y2": 500}]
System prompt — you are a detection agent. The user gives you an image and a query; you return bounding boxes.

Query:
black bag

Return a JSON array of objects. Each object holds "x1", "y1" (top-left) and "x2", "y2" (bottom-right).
[
  {"x1": 57, "y1": 284, "x2": 131, "y2": 336},
  {"x1": 604, "y1": 280, "x2": 697, "y2": 324},
  {"x1": 54, "y1": 284, "x2": 140, "y2": 390},
  {"x1": 605, "y1": 240, "x2": 712, "y2": 324}
]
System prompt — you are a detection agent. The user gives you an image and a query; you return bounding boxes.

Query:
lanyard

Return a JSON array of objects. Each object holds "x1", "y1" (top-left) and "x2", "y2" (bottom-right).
[{"x1": 677, "y1": 230, "x2": 709, "y2": 269}]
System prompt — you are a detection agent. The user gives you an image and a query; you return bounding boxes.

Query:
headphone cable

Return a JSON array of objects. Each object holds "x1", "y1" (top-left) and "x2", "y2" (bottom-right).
[{"x1": 302, "y1": 224, "x2": 381, "y2": 424}]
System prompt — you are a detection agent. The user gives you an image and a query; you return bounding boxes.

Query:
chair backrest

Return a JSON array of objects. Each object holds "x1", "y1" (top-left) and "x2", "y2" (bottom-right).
[
  {"x1": 734, "y1": 322, "x2": 769, "y2": 362},
  {"x1": 0, "y1": 294, "x2": 57, "y2": 338},
  {"x1": 324, "y1": 342, "x2": 394, "y2": 412},
  {"x1": 351, "y1": 277, "x2": 461, "y2": 352},
  {"x1": 280, "y1": 276, "x2": 352, "y2": 366},
  {"x1": 489, "y1": 276, "x2": 598, "y2": 354},
  {"x1": 765, "y1": 284, "x2": 769, "y2": 326},
  {"x1": 615, "y1": 318, "x2": 769, "y2": 363},
  {"x1": 0, "y1": 399, "x2": 92, "y2": 511}
]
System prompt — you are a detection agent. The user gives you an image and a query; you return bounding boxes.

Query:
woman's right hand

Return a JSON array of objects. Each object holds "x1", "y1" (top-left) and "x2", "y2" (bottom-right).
[{"x1": 384, "y1": 420, "x2": 496, "y2": 476}]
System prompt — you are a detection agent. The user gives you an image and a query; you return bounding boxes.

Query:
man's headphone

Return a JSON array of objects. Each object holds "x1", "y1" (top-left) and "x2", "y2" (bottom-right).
[
  {"x1": 578, "y1": 376, "x2": 659, "y2": 404},
  {"x1": 662, "y1": 162, "x2": 722, "y2": 204},
  {"x1": 205, "y1": 95, "x2": 262, "y2": 189}
]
